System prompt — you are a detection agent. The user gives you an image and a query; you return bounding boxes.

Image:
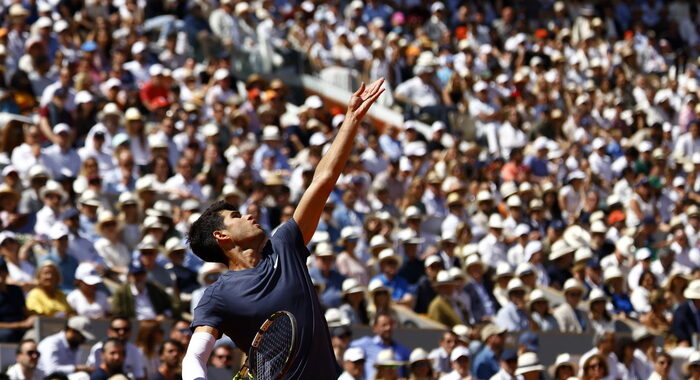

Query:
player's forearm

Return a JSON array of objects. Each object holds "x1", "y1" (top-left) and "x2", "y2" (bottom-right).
[{"x1": 312, "y1": 115, "x2": 361, "y2": 190}]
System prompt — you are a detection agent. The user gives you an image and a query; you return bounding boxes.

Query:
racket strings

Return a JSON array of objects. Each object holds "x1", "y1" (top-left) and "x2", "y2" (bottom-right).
[{"x1": 254, "y1": 315, "x2": 294, "y2": 379}]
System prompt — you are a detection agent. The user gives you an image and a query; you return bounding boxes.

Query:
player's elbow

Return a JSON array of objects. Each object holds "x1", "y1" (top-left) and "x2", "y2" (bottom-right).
[{"x1": 181, "y1": 350, "x2": 208, "y2": 380}]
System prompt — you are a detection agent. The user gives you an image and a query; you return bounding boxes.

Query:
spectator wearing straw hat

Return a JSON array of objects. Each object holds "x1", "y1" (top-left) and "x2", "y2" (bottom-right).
[
  {"x1": 427, "y1": 270, "x2": 464, "y2": 328},
  {"x1": 339, "y1": 278, "x2": 370, "y2": 325},
  {"x1": 338, "y1": 347, "x2": 365, "y2": 380},
  {"x1": 554, "y1": 278, "x2": 591, "y2": 333},
  {"x1": 514, "y1": 352, "x2": 544, "y2": 380},
  {"x1": 527, "y1": 289, "x2": 559, "y2": 332},
  {"x1": 34, "y1": 180, "x2": 66, "y2": 236},
  {"x1": 494, "y1": 278, "x2": 529, "y2": 332},
  {"x1": 414, "y1": 255, "x2": 443, "y2": 314},
  {"x1": 94, "y1": 210, "x2": 130, "y2": 279},
  {"x1": 472, "y1": 325, "x2": 507, "y2": 380},
  {"x1": 372, "y1": 248, "x2": 412, "y2": 307},
  {"x1": 310, "y1": 242, "x2": 346, "y2": 308},
  {"x1": 549, "y1": 353, "x2": 577, "y2": 380}
]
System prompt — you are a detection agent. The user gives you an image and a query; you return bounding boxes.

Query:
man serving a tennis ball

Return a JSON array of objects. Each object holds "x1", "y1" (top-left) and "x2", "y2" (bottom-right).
[{"x1": 182, "y1": 79, "x2": 385, "y2": 380}]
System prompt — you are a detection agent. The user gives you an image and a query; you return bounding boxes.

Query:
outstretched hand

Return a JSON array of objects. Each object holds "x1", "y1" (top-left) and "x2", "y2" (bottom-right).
[{"x1": 347, "y1": 78, "x2": 385, "y2": 122}]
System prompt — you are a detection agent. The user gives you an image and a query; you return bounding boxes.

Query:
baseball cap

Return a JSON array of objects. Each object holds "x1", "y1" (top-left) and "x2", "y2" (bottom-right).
[
  {"x1": 518, "y1": 332, "x2": 539, "y2": 352},
  {"x1": 67, "y1": 316, "x2": 95, "y2": 340},
  {"x1": 344, "y1": 347, "x2": 365, "y2": 362},
  {"x1": 75, "y1": 263, "x2": 102, "y2": 285},
  {"x1": 49, "y1": 223, "x2": 70, "y2": 240}
]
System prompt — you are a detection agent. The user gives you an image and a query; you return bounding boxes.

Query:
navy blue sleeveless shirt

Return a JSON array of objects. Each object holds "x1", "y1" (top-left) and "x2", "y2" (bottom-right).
[{"x1": 191, "y1": 219, "x2": 341, "y2": 379}]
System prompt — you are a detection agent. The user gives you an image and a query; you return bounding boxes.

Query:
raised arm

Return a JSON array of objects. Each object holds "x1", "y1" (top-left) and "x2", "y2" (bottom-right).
[
  {"x1": 182, "y1": 325, "x2": 220, "y2": 380},
  {"x1": 294, "y1": 79, "x2": 385, "y2": 244}
]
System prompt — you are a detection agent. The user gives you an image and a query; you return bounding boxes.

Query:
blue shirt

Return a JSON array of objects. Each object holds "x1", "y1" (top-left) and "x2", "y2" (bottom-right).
[
  {"x1": 495, "y1": 302, "x2": 529, "y2": 332},
  {"x1": 472, "y1": 346, "x2": 500, "y2": 380},
  {"x1": 350, "y1": 335, "x2": 411, "y2": 380},
  {"x1": 372, "y1": 273, "x2": 412, "y2": 302},
  {"x1": 191, "y1": 219, "x2": 340, "y2": 379},
  {"x1": 308, "y1": 267, "x2": 345, "y2": 308},
  {"x1": 43, "y1": 251, "x2": 79, "y2": 291},
  {"x1": 523, "y1": 155, "x2": 549, "y2": 177}
]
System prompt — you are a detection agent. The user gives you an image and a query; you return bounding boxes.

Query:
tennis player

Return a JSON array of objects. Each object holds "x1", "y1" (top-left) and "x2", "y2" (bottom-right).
[{"x1": 182, "y1": 79, "x2": 385, "y2": 380}]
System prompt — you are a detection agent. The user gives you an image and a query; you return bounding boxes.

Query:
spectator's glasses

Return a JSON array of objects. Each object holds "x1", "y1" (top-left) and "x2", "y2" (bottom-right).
[
  {"x1": 102, "y1": 221, "x2": 117, "y2": 229},
  {"x1": 411, "y1": 361, "x2": 430, "y2": 368},
  {"x1": 111, "y1": 326, "x2": 130, "y2": 333},
  {"x1": 586, "y1": 362, "x2": 603, "y2": 370},
  {"x1": 45, "y1": 193, "x2": 61, "y2": 199},
  {"x1": 178, "y1": 328, "x2": 192, "y2": 335},
  {"x1": 567, "y1": 291, "x2": 583, "y2": 298},
  {"x1": 24, "y1": 350, "x2": 40, "y2": 357}
]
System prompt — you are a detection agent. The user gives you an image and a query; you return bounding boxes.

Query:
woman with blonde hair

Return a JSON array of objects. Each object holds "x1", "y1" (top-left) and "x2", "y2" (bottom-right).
[
  {"x1": 25, "y1": 261, "x2": 71, "y2": 317},
  {"x1": 367, "y1": 279, "x2": 399, "y2": 325},
  {"x1": 135, "y1": 320, "x2": 164, "y2": 378}
]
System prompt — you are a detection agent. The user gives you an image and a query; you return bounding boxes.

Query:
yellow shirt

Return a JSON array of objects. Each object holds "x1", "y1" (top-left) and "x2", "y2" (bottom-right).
[{"x1": 25, "y1": 287, "x2": 71, "y2": 317}]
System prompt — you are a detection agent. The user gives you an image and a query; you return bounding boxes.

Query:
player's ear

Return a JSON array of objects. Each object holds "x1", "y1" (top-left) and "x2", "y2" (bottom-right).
[{"x1": 212, "y1": 229, "x2": 228, "y2": 242}]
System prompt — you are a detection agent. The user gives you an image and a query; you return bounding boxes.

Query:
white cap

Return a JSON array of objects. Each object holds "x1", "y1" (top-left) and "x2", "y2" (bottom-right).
[
  {"x1": 507, "y1": 195, "x2": 523, "y2": 208},
  {"x1": 262, "y1": 125, "x2": 281, "y2": 140},
  {"x1": 304, "y1": 95, "x2": 324, "y2": 109},
  {"x1": 476, "y1": 190, "x2": 493, "y2": 202},
  {"x1": 635, "y1": 248, "x2": 652, "y2": 260},
  {"x1": 424, "y1": 255, "x2": 442, "y2": 268},
  {"x1": 131, "y1": 41, "x2": 146, "y2": 55},
  {"x1": 54, "y1": 19, "x2": 69, "y2": 33},
  {"x1": 514, "y1": 224, "x2": 530, "y2": 237},
  {"x1": 409, "y1": 348, "x2": 429, "y2": 364},
  {"x1": 430, "y1": 2, "x2": 445, "y2": 12},
  {"x1": 563, "y1": 278, "x2": 584, "y2": 293},
  {"x1": 590, "y1": 221, "x2": 607, "y2": 234},
  {"x1": 35, "y1": 16, "x2": 53, "y2": 29},
  {"x1": 49, "y1": 222, "x2": 70, "y2": 240},
  {"x1": 450, "y1": 346, "x2": 471, "y2": 362},
  {"x1": 591, "y1": 137, "x2": 606, "y2": 150},
  {"x1": 524, "y1": 241, "x2": 543, "y2": 260},
  {"x1": 75, "y1": 90, "x2": 94, "y2": 104},
  {"x1": 53, "y1": 123, "x2": 71, "y2": 135},
  {"x1": 473, "y1": 81, "x2": 488, "y2": 92},
  {"x1": 639, "y1": 141, "x2": 653, "y2": 153},
  {"x1": 75, "y1": 262, "x2": 102, "y2": 285},
  {"x1": 213, "y1": 68, "x2": 229, "y2": 81},
  {"x1": 149, "y1": 63, "x2": 164, "y2": 77},
  {"x1": 488, "y1": 214, "x2": 504, "y2": 229},
  {"x1": 344, "y1": 347, "x2": 365, "y2": 362}
]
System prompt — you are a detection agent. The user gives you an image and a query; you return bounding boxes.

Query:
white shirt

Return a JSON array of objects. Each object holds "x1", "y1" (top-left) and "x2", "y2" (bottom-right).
[
  {"x1": 478, "y1": 233, "x2": 508, "y2": 269},
  {"x1": 94, "y1": 238, "x2": 131, "y2": 269},
  {"x1": 87, "y1": 340, "x2": 146, "y2": 379},
  {"x1": 164, "y1": 173, "x2": 205, "y2": 201},
  {"x1": 395, "y1": 76, "x2": 441, "y2": 107},
  {"x1": 630, "y1": 287, "x2": 651, "y2": 313},
  {"x1": 66, "y1": 289, "x2": 111, "y2": 319},
  {"x1": 37, "y1": 331, "x2": 80, "y2": 374},
  {"x1": 6, "y1": 363, "x2": 44, "y2": 380},
  {"x1": 6, "y1": 260, "x2": 34, "y2": 284},
  {"x1": 589, "y1": 152, "x2": 613, "y2": 184},
  {"x1": 130, "y1": 284, "x2": 157, "y2": 320},
  {"x1": 34, "y1": 206, "x2": 59, "y2": 237},
  {"x1": 10, "y1": 143, "x2": 51, "y2": 179}
]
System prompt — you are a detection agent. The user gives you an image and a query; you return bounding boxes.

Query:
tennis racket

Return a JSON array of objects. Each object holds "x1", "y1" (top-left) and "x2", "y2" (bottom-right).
[{"x1": 233, "y1": 311, "x2": 299, "y2": 380}]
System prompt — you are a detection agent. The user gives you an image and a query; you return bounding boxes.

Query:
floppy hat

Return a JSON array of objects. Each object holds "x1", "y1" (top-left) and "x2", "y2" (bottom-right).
[
  {"x1": 40, "y1": 180, "x2": 67, "y2": 202},
  {"x1": 548, "y1": 353, "x2": 577, "y2": 378}
]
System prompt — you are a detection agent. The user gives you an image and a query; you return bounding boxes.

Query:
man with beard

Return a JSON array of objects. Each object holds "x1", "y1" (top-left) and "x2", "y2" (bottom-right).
[
  {"x1": 152, "y1": 340, "x2": 184, "y2": 380},
  {"x1": 90, "y1": 339, "x2": 125, "y2": 380},
  {"x1": 37, "y1": 316, "x2": 95, "y2": 374}
]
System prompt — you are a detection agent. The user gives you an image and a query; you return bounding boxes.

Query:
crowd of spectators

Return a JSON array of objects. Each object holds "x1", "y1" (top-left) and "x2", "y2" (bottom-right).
[{"x1": 4, "y1": 0, "x2": 700, "y2": 379}]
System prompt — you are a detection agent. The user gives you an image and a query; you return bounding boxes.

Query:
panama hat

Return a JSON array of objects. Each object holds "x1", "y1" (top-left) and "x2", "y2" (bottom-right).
[
  {"x1": 409, "y1": 348, "x2": 430, "y2": 365},
  {"x1": 378, "y1": 248, "x2": 402, "y2": 267},
  {"x1": 374, "y1": 349, "x2": 405, "y2": 367},
  {"x1": 528, "y1": 289, "x2": 548, "y2": 308},
  {"x1": 515, "y1": 352, "x2": 544, "y2": 376},
  {"x1": 368, "y1": 278, "x2": 391, "y2": 294},
  {"x1": 40, "y1": 180, "x2": 67, "y2": 202},
  {"x1": 342, "y1": 278, "x2": 366, "y2": 295},
  {"x1": 450, "y1": 346, "x2": 471, "y2": 362},
  {"x1": 435, "y1": 270, "x2": 455, "y2": 286},
  {"x1": 549, "y1": 240, "x2": 575, "y2": 260},
  {"x1": 563, "y1": 279, "x2": 584, "y2": 294},
  {"x1": 603, "y1": 267, "x2": 624, "y2": 283},
  {"x1": 684, "y1": 280, "x2": 700, "y2": 299},
  {"x1": 548, "y1": 353, "x2": 577, "y2": 378}
]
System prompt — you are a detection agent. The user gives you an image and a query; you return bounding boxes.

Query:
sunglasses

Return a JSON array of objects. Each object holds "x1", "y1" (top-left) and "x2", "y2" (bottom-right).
[
  {"x1": 586, "y1": 363, "x2": 604, "y2": 370},
  {"x1": 111, "y1": 327, "x2": 130, "y2": 333},
  {"x1": 24, "y1": 350, "x2": 40, "y2": 356}
]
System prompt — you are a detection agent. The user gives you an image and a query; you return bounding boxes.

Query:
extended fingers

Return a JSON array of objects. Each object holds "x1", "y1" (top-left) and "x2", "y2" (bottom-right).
[
  {"x1": 357, "y1": 87, "x2": 385, "y2": 115},
  {"x1": 365, "y1": 78, "x2": 384, "y2": 97},
  {"x1": 354, "y1": 82, "x2": 366, "y2": 97}
]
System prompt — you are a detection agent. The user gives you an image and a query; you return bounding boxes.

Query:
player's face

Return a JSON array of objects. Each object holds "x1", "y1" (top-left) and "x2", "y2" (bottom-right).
[{"x1": 217, "y1": 210, "x2": 265, "y2": 246}]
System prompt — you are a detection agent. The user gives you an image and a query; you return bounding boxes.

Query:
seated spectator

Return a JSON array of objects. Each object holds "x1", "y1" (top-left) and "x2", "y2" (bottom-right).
[
  {"x1": 335, "y1": 227, "x2": 370, "y2": 286},
  {"x1": 338, "y1": 347, "x2": 365, "y2": 380},
  {"x1": 339, "y1": 278, "x2": 370, "y2": 325},
  {"x1": 367, "y1": 279, "x2": 399, "y2": 323},
  {"x1": 602, "y1": 267, "x2": 634, "y2": 317},
  {"x1": 429, "y1": 331, "x2": 458, "y2": 376},
  {"x1": 428, "y1": 270, "x2": 465, "y2": 328},
  {"x1": 440, "y1": 346, "x2": 472, "y2": 380},
  {"x1": 641, "y1": 289, "x2": 672, "y2": 333},
  {"x1": 631, "y1": 269, "x2": 656, "y2": 314},
  {"x1": 580, "y1": 353, "x2": 609, "y2": 380},
  {"x1": 350, "y1": 311, "x2": 410, "y2": 380},
  {"x1": 371, "y1": 248, "x2": 413, "y2": 307},
  {"x1": 37, "y1": 316, "x2": 95, "y2": 375},
  {"x1": 168, "y1": 319, "x2": 192, "y2": 348},
  {"x1": 548, "y1": 353, "x2": 576, "y2": 380},
  {"x1": 486, "y1": 348, "x2": 518, "y2": 380},
  {"x1": 514, "y1": 352, "x2": 544, "y2": 380},
  {"x1": 67, "y1": 262, "x2": 111, "y2": 319},
  {"x1": 34, "y1": 180, "x2": 66, "y2": 237},
  {"x1": 0, "y1": 231, "x2": 35, "y2": 290},
  {"x1": 209, "y1": 344, "x2": 238, "y2": 371},
  {"x1": 309, "y1": 242, "x2": 346, "y2": 308},
  {"x1": 0, "y1": 257, "x2": 34, "y2": 343},
  {"x1": 94, "y1": 210, "x2": 130, "y2": 278},
  {"x1": 136, "y1": 236, "x2": 176, "y2": 295},
  {"x1": 494, "y1": 278, "x2": 530, "y2": 332},
  {"x1": 408, "y1": 348, "x2": 434, "y2": 380},
  {"x1": 86, "y1": 316, "x2": 146, "y2": 380},
  {"x1": 372, "y1": 348, "x2": 406, "y2": 380},
  {"x1": 25, "y1": 261, "x2": 71, "y2": 317},
  {"x1": 588, "y1": 289, "x2": 614, "y2": 335},
  {"x1": 648, "y1": 352, "x2": 673, "y2": 380},
  {"x1": 527, "y1": 289, "x2": 559, "y2": 332},
  {"x1": 414, "y1": 255, "x2": 442, "y2": 314},
  {"x1": 6, "y1": 339, "x2": 44, "y2": 380},
  {"x1": 135, "y1": 320, "x2": 164, "y2": 379},
  {"x1": 464, "y1": 255, "x2": 498, "y2": 322},
  {"x1": 42, "y1": 223, "x2": 78, "y2": 291},
  {"x1": 686, "y1": 352, "x2": 700, "y2": 380},
  {"x1": 190, "y1": 263, "x2": 227, "y2": 315},
  {"x1": 163, "y1": 237, "x2": 199, "y2": 295},
  {"x1": 472, "y1": 325, "x2": 507, "y2": 380},
  {"x1": 554, "y1": 279, "x2": 590, "y2": 333},
  {"x1": 111, "y1": 261, "x2": 175, "y2": 321},
  {"x1": 151, "y1": 340, "x2": 184, "y2": 380},
  {"x1": 579, "y1": 331, "x2": 619, "y2": 380},
  {"x1": 89, "y1": 338, "x2": 126, "y2": 380}
]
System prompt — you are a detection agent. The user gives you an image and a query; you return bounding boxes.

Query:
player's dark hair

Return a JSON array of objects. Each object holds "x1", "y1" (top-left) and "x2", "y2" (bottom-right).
[
  {"x1": 159, "y1": 339, "x2": 184, "y2": 355},
  {"x1": 187, "y1": 200, "x2": 238, "y2": 264}
]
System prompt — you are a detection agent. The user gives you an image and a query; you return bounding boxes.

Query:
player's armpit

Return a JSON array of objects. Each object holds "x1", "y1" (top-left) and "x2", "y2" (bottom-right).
[{"x1": 182, "y1": 328, "x2": 219, "y2": 380}]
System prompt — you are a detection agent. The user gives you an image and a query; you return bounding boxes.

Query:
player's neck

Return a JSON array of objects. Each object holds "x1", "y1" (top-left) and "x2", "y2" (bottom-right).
[{"x1": 227, "y1": 237, "x2": 268, "y2": 271}]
